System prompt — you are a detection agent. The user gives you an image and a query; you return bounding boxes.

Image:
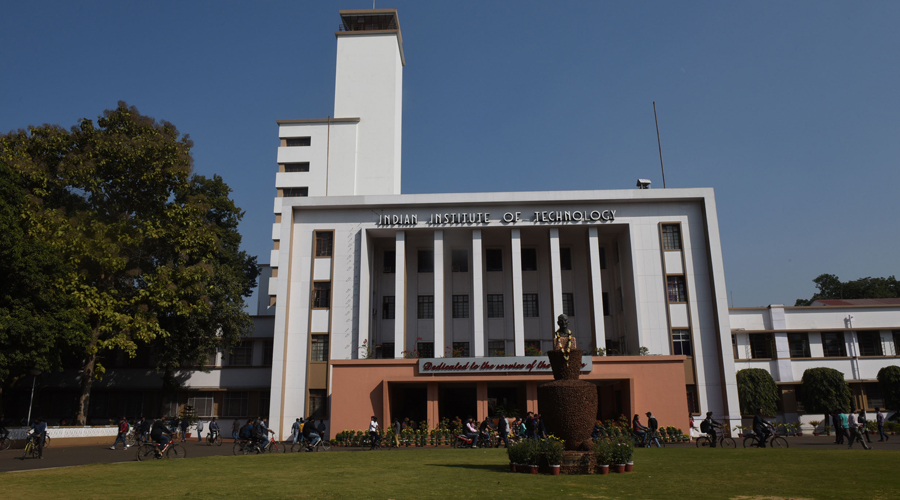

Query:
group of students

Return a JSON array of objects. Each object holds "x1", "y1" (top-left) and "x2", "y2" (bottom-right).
[
  {"x1": 830, "y1": 408, "x2": 889, "y2": 450},
  {"x1": 286, "y1": 416, "x2": 325, "y2": 449},
  {"x1": 110, "y1": 416, "x2": 222, "y2": 450}
]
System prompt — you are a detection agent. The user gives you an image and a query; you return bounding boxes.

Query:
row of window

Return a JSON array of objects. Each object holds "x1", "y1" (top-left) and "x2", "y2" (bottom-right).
[
  {"x1": 380, "y1": 292, "x2": 592, "y2": 319},
  {"x1": 379, "y1": 340, "x2": 508, "y2": 359},
  {"x1": 733, "y1": 331, "x2": 900, "y2": 359},
  {"x1": 382, "y1": 247, "x2": 607, "y2": 274}
]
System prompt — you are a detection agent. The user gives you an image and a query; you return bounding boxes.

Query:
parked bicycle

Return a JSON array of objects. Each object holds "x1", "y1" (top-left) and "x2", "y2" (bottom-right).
[
  {"x1": 742, "y1": 426, "x2": 788, "y2": 448},
  {"x1": 695, "y1": 425, "x2": 736, "y2": 448},
  {"x1": 136, "y1": 439, "x2": 186, "y2": 461}
]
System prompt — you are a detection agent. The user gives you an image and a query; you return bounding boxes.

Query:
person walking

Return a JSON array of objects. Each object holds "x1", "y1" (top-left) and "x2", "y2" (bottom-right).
[
  {"x1": 291, "y1": 418, "x2": 302, "y2": 444},
  {"x1": 839, "y1": 410, "x2": 850, "y2": 446},
  {"x1": 875, "y1": 408, "x2": 889, "y2": 442},
  {"x1": 495, "y1": 414, "x2": 510, "y2": 448},
  {"x1": 110, "y1": 416, "x2": 130, "y2": 450},
  {"x1": 368, "y1": 416, "x2": 380, "y2": 450},
  {"x1": 831, "y1": 410, "x2": 845, "y2": 445},
  {"x1": 858, "y1": 410, "x2": 872, "y2": 444},
  {"x1": 392, "y1": 418, "x2": 401, "y2": 447},
  {"x1": 232, "y1": 419, "x2": 241, "y2": 441},
  {"x1": 196, "y1": 419, "x2": 204, "y2": 442},
  {"x1": 847, "y1": 411, "x2": 871, "y2": 450}
]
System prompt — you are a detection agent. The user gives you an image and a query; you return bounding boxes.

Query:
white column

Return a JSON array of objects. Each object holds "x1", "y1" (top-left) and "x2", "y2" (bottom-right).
[
  {"x1": 394, "y1": 231, "x2": 406, "y2": 359},
  {"x1": 587, "y1": 227, "x2": 606, "y2": 351},
  {"x1": 472, "y1": 229, "x2": 485, "y2": 357},
  {"x1": 767, "y1": 305, "x2": 793, "y2": 382},
  {"x1": 433, "y1": 230, "x2": 445, "y2": 358},
  {"x1": 549, "y1": 228, "x2": 563, "y2": 322},
  {"x1": 357, "y1": 229, "x2": 371, "y2": 359},
  {"x1": 510, "y1": 229, "x2": 525, "y2": 356}
]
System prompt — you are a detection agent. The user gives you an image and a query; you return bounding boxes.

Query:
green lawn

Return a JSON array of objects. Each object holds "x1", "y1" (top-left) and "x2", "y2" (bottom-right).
[{"x1": 4, "y1": 447, "x2": 899, "y2": 500}]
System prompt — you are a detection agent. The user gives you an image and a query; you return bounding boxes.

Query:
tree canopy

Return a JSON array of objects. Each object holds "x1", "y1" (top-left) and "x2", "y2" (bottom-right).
[
  {"x1": 877, "y1": 365, "x2": 900, "y2": 411},
  {"x1": 736, "y1": 368, "x2": 780, "y2": 416},
  {"x1": 795, "y1": 274, "x2": 900, "y2": 306},
  {"x1": 800, "y1": 367, "x2": 852, "y2": 414},
  {"x1": 1, "y1": 102, "x2": 257, "y2": 423}
]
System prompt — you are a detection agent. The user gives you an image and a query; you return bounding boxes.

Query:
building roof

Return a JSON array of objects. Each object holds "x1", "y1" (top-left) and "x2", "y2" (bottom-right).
[{"x1": 811, "y1": 298, "x2": 900, "y2": 306}]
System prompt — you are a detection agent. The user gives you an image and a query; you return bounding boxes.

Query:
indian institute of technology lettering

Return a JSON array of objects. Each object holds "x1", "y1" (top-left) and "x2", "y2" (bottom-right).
[{"x1": 377, "y1": 209, "x2": 617, "y2": 226}]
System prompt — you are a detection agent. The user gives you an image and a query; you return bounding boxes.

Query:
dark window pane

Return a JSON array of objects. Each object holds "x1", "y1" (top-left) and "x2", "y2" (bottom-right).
[
  {"x1": 284, "y1": 162, "x2": 309, "y2": 172},
  {"x1": 672, "y1": 330, "x2": 692, "y2": 356},
  {"x1": 418, "y1": 250, "x2": 434, "y2": 273},
  {"x1": 229, "y1": 341, "x2": 253, "y2": 366},
  {"x1": 262, "y1": 341, "x2": 274, "y2": 366},
  {"x1": 315, "y1": 231, "x2": 333, "y2": 257},
  {"x1": 283, "y1": 187, "x2": 308, "y2": 197},
  {"x1": 417, "y1": 295, "x2": 434, "y2": 319},
  {"x1": 602, "y1": 292, "x2": 610, "y2": 317},
  {"x1": 562, "y1": 293, "x2": 575, "y2": 316},
  {"x1": 560, "y1": 248, "x2": 572, "y2": 271},
  {"x1": 381, "y1": 342, "x2": 395, "y2": 359},
  {"x1": 309, "y1": 389, "x2": 326, "y2": 419},
  {"x1": 666, "y1": 276, "x2": 687, "y2": 303},
  {"x1": 822, "y1": 332, "x2": 847, "y2": 357},
  {"x1": 788, "y1": 333, "x2": 810, "y2": 358},
  {"x1": 285, "y1": 137, "x2": 311, "y2": 147},
  {"x1": 417, "y1": 342, "x2": 434, "y2": 358},
  {"x1": 749, "y1": 333, "x2": 773, "y2": 359},
  {"x1": 451, "y1": 342, "x2": 470, "y2": 357},
  {"x1": 313, "y1": 282, "x2": 331, "y2": 308},
  {"x1": 311, "y1": 335, "x2": 329, "y2": 362},
  {"x1": 383, "y1": 250, "x2": 395, "y2": 273},
  {"x1": 599, "y1": 247, "x2": 607, "y2": 270},
  {"x1": 382, "y1": 296, "x2": 395, "y2": 319},
  {"x1": 486, "y1": 249, "x2": 502, "y2": 272},
  {"x1": 521, "y1": 248, "x2": 537, "y2": 271},
  {"x1": 523, "y1": 294, "x2": 539, "y2": 317},
  {"x1": 452, "y1": 295, "x2": 469, "y2": 319},
  {"x1": 857, "y1": 332, "x2": 883, "y2": 356},
  {"x1": 451, "y1": 249, "x2": 468, "y2": 272},
  {"x1": 488, "y1": 341, "x2": 505, "y2": 357},
  {"x1": 662, "y1": 224, "x2": 682, "y2": 250},
  {"x1": 487, "y1": 294, "x2": 504, "y2": 318}
]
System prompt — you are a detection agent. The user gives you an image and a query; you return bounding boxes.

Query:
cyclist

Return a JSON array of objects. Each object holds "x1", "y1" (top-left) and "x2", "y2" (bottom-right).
[
  {"x1": 150, "y1": 417, "x2": 174, "y2": 457},
  {"x1": 645, "y1": 412, "x2": 661, "y2": 447},
  {"x1": 752, "y1": 408, "x2": 773, "y2": 448},
  {"x1": 701, "y1": 411, "x2": 723, "y2": 447},
  {"x1": 139, "y1": 416, "x2": 151, "y2": 444},
  {"x1": 28, "y1": 417, "x2": 48, "y2": 459},
  {"x1": 303, "y1": 417, "x2": 322, "y2": 450},
  {"x1": 464, "y1": 416, "x2": 479, "y2": 448},
  {"x1": 208, "y1": 417, "x2": 220, "y2": 443},
  {"x1": 478, "y1": 417, "x2": 494, "y2": 446},
  {"x1": 369, "y1": 416, "x2": 380, "y2": 450},
  {"x1": 257, "y1": 417, "x2": 275, "y2": 450},
  {"x1": 632, "y1": 414, "x2": 648, "y2": 445},
  {"x1": 0, "y1": 413, "x2": 9, "y2": 444}
]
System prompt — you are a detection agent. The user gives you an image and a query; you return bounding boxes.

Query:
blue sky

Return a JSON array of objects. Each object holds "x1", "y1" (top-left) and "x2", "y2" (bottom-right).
[{"x1": 3, "y1": 1, "x2": 898, "y2": 311}]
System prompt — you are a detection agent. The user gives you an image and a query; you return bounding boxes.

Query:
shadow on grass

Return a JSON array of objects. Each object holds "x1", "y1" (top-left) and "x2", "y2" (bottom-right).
[{"x1": 425, "y1": 463, "x2": 509, "y2": 472}]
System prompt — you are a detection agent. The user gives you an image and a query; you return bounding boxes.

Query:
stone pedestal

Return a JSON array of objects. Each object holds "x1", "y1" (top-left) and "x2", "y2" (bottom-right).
[{"x1": 537, "y1": 348, "x2": 597, "y2": 452}]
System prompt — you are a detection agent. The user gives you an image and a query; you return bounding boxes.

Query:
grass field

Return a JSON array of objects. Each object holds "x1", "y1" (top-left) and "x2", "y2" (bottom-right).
[{"x1": 4, "y1": 447, "x2": 899, "y2": 500}]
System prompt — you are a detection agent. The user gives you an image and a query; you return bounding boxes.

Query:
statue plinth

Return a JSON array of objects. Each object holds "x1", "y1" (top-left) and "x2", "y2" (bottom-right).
[{"x1": 537, "y1": 348, "x2": 597, "y2": 451}]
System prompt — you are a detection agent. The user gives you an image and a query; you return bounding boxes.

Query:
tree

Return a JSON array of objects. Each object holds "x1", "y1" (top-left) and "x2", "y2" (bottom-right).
[
  {"x1": 795, "y1": 274, "x2": 900, "y2": 306},
  {"x1": 736, "y1": 368, "x2": 780, "y2": 416},
  {"x1": 800, "y1": 367, "x2": 852, "y2": 414},
  {"x1": 0, "y1": 161, "x2": 90, "y2": 412},
  {"x1": 2, "y1": 102, "x2": 255, "y2": 424},
  {"x1": 877, "y1": 366, "x2": 900, "y2": 410}
]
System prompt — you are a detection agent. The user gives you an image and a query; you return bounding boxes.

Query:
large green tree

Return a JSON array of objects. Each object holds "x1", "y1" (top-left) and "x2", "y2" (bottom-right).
[
  {"x1": 795, "y1": 274, "x2": 900, "y2": 306},
  {"x1": 2, "y1": 102, "x2": 256, "y2": 424},
  {"x1": 0, "y1": 162, "x2": 91, "y2": 412},
  {"x1": 877, "y1": 365, "x2": 900, "y2": 410},
  {"x1": 800, "y1": 367, "x2": 852, "y2": 414},
  {"x1": 735, "y1": 368, "x2": 780, "y2": 416}
]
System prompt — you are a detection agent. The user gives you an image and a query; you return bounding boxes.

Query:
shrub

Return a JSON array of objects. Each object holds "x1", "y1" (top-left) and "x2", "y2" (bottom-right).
[
  {"x1": 877, "y1": 365, "x2": 900, "y2": 410},
  {"x1": 800, "y1": 367, "x2": 851, "y2": 414},
  {"x1": 736, "y1": 368, "x2": 780, "y2": 416},
  {"x1": 610, "y1": 437, "x2": 633, "y2": 464},
  {"x1": 542, "y1": 436, "x2": 565, "y2": 465},
  {"x1": 593, "y1": 438, "x2": 613, "y2": 465}
]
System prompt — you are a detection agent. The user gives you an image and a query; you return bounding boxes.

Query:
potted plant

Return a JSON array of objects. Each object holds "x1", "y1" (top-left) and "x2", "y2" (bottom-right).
[
  {"x1": 524, "y1": 439, "x2": 540, "y2": 474},
  {"x1": 506, "y1": 440, "x2": 522, "y2": 472},
  {"x1": 542, "y1": 436, "x2": 564, "y2": 475},
  {"x1": 593, "y1": 438, "x2": 611, "y2": 474},
  {"x1": 810, "y1": 420, "x2": 821, "y2": 436},
  {"x1": 611, "y1": 438, "x2": 629, "y2": 473},
  {"x1": 620, "y1": 437, "x2": 635, "y2": 472}
]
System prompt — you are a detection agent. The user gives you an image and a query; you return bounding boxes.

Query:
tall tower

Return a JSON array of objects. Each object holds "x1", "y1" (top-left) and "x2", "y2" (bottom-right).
[{"x1": 334, "y1": 9, "x2": 404, "y2": 195}]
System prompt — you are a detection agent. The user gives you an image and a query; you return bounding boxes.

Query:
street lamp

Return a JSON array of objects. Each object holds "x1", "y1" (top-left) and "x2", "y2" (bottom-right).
[{"x1": 26, "y1": 368, "x2": 41, "y2": 426}]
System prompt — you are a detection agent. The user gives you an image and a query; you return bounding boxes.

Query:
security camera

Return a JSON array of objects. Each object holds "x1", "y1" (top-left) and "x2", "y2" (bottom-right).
[{"x1": 636, "y1": 179, "x2": 652, "y2": 189}]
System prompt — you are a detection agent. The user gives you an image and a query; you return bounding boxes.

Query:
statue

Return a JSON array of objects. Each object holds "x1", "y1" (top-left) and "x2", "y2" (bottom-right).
[{"x1": 553, "y1": 314, "x2": 577, "y2": 361}]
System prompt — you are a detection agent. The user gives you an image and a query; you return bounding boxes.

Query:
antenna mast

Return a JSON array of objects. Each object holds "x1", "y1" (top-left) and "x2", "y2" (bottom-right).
[{"x1": 653, "y1": 102, "x2": 666, "y2": 188}]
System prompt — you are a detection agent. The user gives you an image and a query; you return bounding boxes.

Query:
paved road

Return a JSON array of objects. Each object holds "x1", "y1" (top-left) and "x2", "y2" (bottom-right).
[{"x1": 2, "y1": 434, "x2": 896, "y2": 473}]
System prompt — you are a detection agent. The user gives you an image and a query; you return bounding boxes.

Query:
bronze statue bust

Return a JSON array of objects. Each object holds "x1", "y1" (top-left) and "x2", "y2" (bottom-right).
[{"x1": 553, "y1": 313, "x2": 576, "y2": 360}]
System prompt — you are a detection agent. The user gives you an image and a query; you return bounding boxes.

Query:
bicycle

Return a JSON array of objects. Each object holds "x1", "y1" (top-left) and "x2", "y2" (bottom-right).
[
  {"x1": 632, "y1": 430, "x2": 665, "y2": 448},
  {"x1": 21, "y1": 434, "x2": 41, "y2": 459},
  {"x1": 0, "y1": 434, "x2": 11, "y2": 451},
  {"x1": 262, "y1": 436, "x2": 288, "y2": 453},
  {"x1": 302, "y1": 436, "x2": 332, "y2": 452},
  {"x1": 696, "y1": 426, "x2": 736, "y2": 448},
  {"x1": 233, "y1": 438, "x2": 263, "y2": 455},
  {"x1": 742, "y1": 427, "x2": 788, "y2": 448},
  {"x1": 136, "y1": 437, "x2": 186, "y2": 461},
  {"x1": 207, "y1": 430, "x2": 222, "y2": 447}
]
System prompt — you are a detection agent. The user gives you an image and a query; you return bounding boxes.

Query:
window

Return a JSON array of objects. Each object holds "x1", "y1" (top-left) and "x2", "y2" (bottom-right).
[
  {"x1": 732, "y1": 334, "x2": 738, "y2": 359},
  {"x1": 452, "y1": 295, "x2": 469, "y2": 319},
  {"x1": 488, "y1": 341, "x2": 506, "y2": 357},
  {"x1": 262, "y1": 340, "x2": 274, "y2": 366},
  {"x1": 666, "y1": 276, "x2": 687, "y2": 303},
  {"x1": 602, "y1": 292, "x2": 610, "y2": 317},
  {"x1": 282, "y1": 187, "x2": 308, "y2": 197},
  {"x1": 822, "y1": 332, "x2": 847, "y2": 357},
  {"x1": 228, "y1": 341, "x2": 253, "y2": 366},
  {"x1": 486, "y1": 249, "x2": 502, "y2": 272},
  {"x1": 662, "y1": 224, "x2": 682, "y2": 250},
  {"x1": 187, "y1": 393, "x2": 214, "y2": 418},
  {"x1": 381, "y1": 342, "x2": 395, "y2": 359},
  {"x1": 487, "y1": 294, "x2": 504, "y2": 318},
  {"x1": 315, "y1": 231, "x2": 333, "y2": 257},
  {"x1": 418, "y1": 250, "x2": 434, "y2": 273},
  {"x1": 857, "y1": 332, "x2": 883, "y2": 356},
  {"x1": 617, "y1": 287, "x2": 624, "y2": 312},
  {"x1": 383, "y1": 250, "x2": 395, "y2": 273},
  {"x1": 417, "y1": 295, "x2": 434, "y2": 319},
  {"x1": 599, "y1": 247, "x2": 607, "y2": 270},
  {"x1": 309, "y1": 389, "x2": 327, "y2": 419},
  {"x1": 223, "y1": 392, "x2": 249, "y2": 417},
  {"x1": 417, "y1": 342, "x2": 434, "y2": 358},
  {"x1": 451, "y1": 342, "x2": 470, "y2": 357},
  {"x1": 865, "y1": 383, "x2": 885, "y2": 409},
  {"x1": 525, "y1": 340, "x2": 542, "y2": 355},
  {"x1": 560, "y1": 248, "x2": 572, "y2": 271},
  {"x1": 451, "y1": 249, "x2": 468, "y2": 272},
  {"x1": 562, "y1": 293, "x2": 575, "y2": 317},
  {"x1": 521, "y1": 248, "x2": 537, "y2": 271},
  {"x1": 382, "y1": 296, "x2": 395, "y2": 319},
  {"x1": 788, "y1": 333, "x2": 811, "y2": 358},
  {"x1": 311, "y1": 334, "x2": 329, "y2": 362},
  {"x1": 894, "y1": 331, "x2": 900, "y2": 355},
  {"x1": 672, "y1": 330, "x2": 692, "y2": 356},
  {"x1": 258, "y1": 391, "x2": 270, "y2": 418},
  {"x1": 285, "y1": 137, "x2": 311, "y2": 147},
  {"x1": 523, "y1": 293, "x2": 539, "y2": 318},
  {"x1": 312, "y1": 282, "x2": 331, "y2": 308},
  {"x1": 686, "y1": 385, "x2": 699, "y2": 414},
  {"x1": 749, "y1": 333, "x2": 773, "y2": 359},
  {"x1": 284, "y1": 162, "x2": 309, "y2": 172}
]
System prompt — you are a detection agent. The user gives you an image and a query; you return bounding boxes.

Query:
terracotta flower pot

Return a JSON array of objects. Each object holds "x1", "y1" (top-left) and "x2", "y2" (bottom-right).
[
  {"x1": 550, "y1": 465, "x2": 560, "y2": 476},
  {"x1": 528, "y1": 465, "x2": 539, "y2": 474},
  {"x1": 614, "y1": 464, "x2": 626, "y2": 473},
  {"x1": 625, "y1": 462, "x2": 633, "y2": 472},
  {"x1": 510, "y1": 463, "x2": 517, "y2": 472},
  {"x1": 597, "y1": 465, "x2": 610, "y2": 475}
]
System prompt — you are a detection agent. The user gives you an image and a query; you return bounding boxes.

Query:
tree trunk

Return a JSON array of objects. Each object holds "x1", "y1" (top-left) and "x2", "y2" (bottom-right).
[{"x1": 75, "y1": 331, "x2": 100, "y2": 426}]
